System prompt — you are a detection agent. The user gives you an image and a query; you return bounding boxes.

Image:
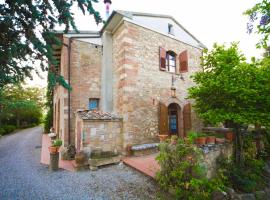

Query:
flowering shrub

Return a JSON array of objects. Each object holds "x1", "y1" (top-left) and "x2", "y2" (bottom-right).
[{"x1": 156, "y1": 139, "x2": 225, "y2": 200}]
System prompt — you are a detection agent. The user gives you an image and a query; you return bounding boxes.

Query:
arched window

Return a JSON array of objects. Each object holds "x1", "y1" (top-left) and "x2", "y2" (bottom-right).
[{"x1": 166, "y1": 51, "x2": 176, "y2": 73}]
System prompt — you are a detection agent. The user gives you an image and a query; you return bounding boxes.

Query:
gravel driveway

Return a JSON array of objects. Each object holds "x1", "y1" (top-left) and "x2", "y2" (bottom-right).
[{"x1": 0, "y1": 127, "x2": 159, "y2": 200}]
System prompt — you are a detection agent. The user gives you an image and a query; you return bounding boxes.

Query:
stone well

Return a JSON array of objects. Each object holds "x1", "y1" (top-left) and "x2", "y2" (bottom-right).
[{"x1": 75, "y1": 110, "x2": 123, "y2": 156}]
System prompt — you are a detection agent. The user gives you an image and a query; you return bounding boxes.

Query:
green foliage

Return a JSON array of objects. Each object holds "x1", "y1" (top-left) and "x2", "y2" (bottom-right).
[
  {"x1": 217, "y1": 156, "x2": 266, "y2": 193},
  {"x1": 188, "y1": 43, "x2": 270, "y2": 164},
  {"x1": 44, "y1": 107, "x2": 53, "y2": 133},
  {"x1": 262, "y1": 128, "x2": 270, "y2": 156},
  {"x1": 0, "y1": 84, "x2": 43, "y2": 128},
  {"x1": 189, "y1": 43, "x2": 270, "y2": 126},
  {"x1": 243, "y1": 133, "x2": 257, "y2": 160},
  {"x1": 156, "y1": 139, "x2": 225, "y2": 200},
  {"x1": 0, "y1": 128, "x2": 5, "y2": 136},
  {"x1": 187, "y1": 131, "x2": 198, "y2": 143},
  {"x1": 52, "y1": 139, "x2": 62, "y2": 147},
  {"x1": 245, "y1": 0, "x2": 270, "y2": 48},
  {"x1": 0, "y1": 125, "x2": 16, "y2": 135},
  {"x1": 0, "y1": 0, "x2": 102, "y2": 87}
]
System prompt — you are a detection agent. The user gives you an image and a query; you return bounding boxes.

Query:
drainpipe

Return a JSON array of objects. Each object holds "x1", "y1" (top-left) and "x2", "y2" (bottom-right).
[
  {"x1": 63, "y1": 34, "x2": 101, "y2": 146},
  {"x1": 68, "y1": 38, "x2": 71, "y2": 145}
]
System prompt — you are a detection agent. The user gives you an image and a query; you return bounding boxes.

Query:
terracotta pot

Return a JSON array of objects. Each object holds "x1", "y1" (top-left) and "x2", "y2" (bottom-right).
[
  {"x1": 215, "y1": 138, "x2": 225, "y2": 144},
  {"x1": 206, "y1": 136, "x2": 216, "y2": 144},
  {"x1": 225, "y1": 132, "x2": 234, "y2": 142},
  {"x1": 49, "y1": 146, "x2": 59, "y2": 154},
  {"x1": 196, "y1": 137, "x2": 206, "y2": 146},
  {"x1": 159, "y1": 135, "x2": 169, "y2": 142}
]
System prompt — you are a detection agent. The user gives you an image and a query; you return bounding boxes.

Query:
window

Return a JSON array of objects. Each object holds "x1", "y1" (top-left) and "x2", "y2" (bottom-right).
[
  {"x1": 89, "y1": 98, "x2": 99, "y2": 110},
  {"x1": 168, "y1": 24, "x2": 174, "y2": 35},
  {"x1": 166, "y1": 51, "x2": 176, "y2": 73}
]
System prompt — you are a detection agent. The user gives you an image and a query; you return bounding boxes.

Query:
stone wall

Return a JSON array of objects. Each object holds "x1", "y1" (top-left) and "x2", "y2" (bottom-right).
[
  {"x1": 112, "y1": 21, "x2": 203, "y2": 148},
  {"x1": 75, "y1": 117, "x2": 123, "y2": 155},
  {"x1": 202, "y1": 143, "x2": 233, "y2": 179},
  {"x1": 53, "y1": 38, "x2": 102, "y2": 146}
]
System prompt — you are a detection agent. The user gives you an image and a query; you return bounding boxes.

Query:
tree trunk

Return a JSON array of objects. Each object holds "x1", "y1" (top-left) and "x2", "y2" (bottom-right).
[
  {"x1": 16, "y1": 118, "x2": 20, "y2": 127},
  {"x1": 255, "y1": 123, "x2": 262, "y2": 158},
  {"x1": 234, "y1": 124, "x2": 244, "y2": 165}
]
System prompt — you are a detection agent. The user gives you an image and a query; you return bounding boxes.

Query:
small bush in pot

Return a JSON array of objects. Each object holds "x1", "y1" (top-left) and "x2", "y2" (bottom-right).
[
  {"x1": 187, "y1": 131, "x2": 198, "y2": 143},
  {"x1": 206, "y1": 135, "x2": 216, "y2": 144},
  {"x1": 49, "y1": 139, "x2": 62, "y2": 154},
  {"x1": 196, "y1": 133, "x2": 207, "y2": 146}
]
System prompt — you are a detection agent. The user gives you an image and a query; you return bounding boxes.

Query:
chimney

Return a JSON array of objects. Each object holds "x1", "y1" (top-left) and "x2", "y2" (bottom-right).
[{"x1": 104, "y1": 0, "x2": 112, "y2": 20}]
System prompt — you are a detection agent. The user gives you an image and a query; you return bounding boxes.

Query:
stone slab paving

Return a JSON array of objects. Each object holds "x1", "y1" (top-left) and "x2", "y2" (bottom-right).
[
  {"x1": 122, "y1": 154, "x2": 160, "y2": 178},
  {"x1": 0, "y1": 127, "x2": 159, "y2": 200}
]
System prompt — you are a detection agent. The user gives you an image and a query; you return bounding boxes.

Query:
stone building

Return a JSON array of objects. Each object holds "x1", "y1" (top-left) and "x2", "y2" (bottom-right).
[{"x1": 52, "y1": 10, "x2": 206, "y2": 156}]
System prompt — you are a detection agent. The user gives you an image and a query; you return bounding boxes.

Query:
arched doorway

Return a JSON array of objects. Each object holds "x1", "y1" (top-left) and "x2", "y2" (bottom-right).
[
  {"x1": 168, "y1": 103, "x2": 181, "y2": 136},
  {"x1": 159, "y1": 102, "x2": 181, "y2": 137}
]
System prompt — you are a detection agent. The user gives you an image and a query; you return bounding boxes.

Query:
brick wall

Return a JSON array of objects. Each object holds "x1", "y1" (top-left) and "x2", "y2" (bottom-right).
[{"x1": 53, "y1": 38, "x2": 102, "y2": 146}]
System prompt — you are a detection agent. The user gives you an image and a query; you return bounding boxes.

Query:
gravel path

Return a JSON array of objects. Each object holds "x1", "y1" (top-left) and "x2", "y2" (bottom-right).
[{"x1": 0, "y1": 127, "x2": 159, "y2": 200}]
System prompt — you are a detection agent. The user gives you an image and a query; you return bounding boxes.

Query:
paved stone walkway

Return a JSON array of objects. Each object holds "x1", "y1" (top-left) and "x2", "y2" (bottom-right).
[
  {"x1": 0, "y1": 127, "x2": 159, "y2": 200},
  {"x1": 123, "y1": 154, "x2": 160, "y2": 178}
]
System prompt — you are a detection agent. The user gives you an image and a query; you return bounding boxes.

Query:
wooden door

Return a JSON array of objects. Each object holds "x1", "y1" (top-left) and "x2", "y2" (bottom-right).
[
  {"x1": 183, "y1": 103, "x2": 192, "y2": 136},
  {"x1": 159, "y1": 102, "x2": 168, "y2": 135}
]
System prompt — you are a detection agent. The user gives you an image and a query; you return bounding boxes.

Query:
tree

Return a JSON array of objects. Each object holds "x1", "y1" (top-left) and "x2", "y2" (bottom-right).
[
  {"x1": 0, "y1": 0, "x2": 102, "y2": 88},
  {"x1": 0, "y1": 84, "x2": 44, "y2": 127},
  {"x1": 188, "y1": 43, "x2": 270, "y2": 164},
  {"x1": 245, "y1": 0, "x2": 270, "y2": 48}
]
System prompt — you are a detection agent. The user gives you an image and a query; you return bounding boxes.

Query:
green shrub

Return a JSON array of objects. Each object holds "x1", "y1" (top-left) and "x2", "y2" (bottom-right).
[
  {"x1": 187, "y1": 131, "x2": 198, "y2": 143},
  {"x1": 156, "y1": 139, "x2": 225, "y2": 200},
  {"x1": 262, "y1": 128, "x2": 270, "y2": 157},
  {"x1": 1, "y1": 125, "x2": 16, "y2": 135},
  {"x1": 0, "y1": 128, "x2": 5, "y2": 136},
  {"x1": 44, "y1": 107, "x2": 53, "y2": 133},
  {"x1": 217, "y1": 156, "x2": 266, "y2": 193},
  {"x1": 52, "y1": 139, "x2": 62, "y2": 147}
]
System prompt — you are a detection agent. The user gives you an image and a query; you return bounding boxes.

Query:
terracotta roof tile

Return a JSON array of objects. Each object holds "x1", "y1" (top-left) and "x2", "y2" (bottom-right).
[{"x1": 77, "y1": 110, "x2": 122, "y2": 120}]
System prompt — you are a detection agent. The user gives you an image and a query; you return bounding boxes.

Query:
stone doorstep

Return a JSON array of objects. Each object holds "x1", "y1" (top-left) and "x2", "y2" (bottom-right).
[{"x1": 88, "y1": 155, "x2": 121, "y2": 170}]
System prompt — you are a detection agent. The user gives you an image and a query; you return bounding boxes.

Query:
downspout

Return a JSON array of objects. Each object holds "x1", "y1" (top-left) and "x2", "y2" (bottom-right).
[{"x1": 68, "y1": 38, "x2": 71, "y2": 145}]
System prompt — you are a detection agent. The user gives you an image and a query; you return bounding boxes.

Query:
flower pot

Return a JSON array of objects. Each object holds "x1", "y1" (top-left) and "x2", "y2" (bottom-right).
[
  {"x1": 225, "y1": 132, "x2": 234, "y2": 142},
  {"x1": 196, "y1": 137, "x2": 206, "y2": 146},
  {"x1": 215, "y1": 138, "x2": 225, "y2": 144},
  {"x1": 206, "y1": 136, "x2": 216, "y2": 144},
  {"x1": 159, "y1": 135, "x2": 169, "y2": 142},
  {"x1": 49, "y1": 146, "x2": 59, "y2": 154}
]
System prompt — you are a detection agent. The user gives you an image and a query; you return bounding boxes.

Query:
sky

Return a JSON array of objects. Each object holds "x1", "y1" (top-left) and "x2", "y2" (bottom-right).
[{"x1": 28, "y1": 0, "x2": 263, "y2": 87}]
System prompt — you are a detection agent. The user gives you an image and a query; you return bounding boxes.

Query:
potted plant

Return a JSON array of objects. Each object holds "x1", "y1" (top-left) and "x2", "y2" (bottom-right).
[
  {"x1": 49, "y1": 139, "x2": 62, "y2": 154},
  {"x1": 225, "y1": 131, "x2": 234, "y2": 142},
  {"x1": 196, "y1": 133, "x2": 207, "y2": 146},
  {"x1": 215, "y1": 138, "x2": 225, "y2": 144},
  {"x1": 159, "y1": 134, "x2": 169, "y2": 142},
  {"x1": 187, "y1": 131, "x2": 198, "y2": 143},
  {"x1": 206, "y1": 134, "x2": 216, "y2": 144}
]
